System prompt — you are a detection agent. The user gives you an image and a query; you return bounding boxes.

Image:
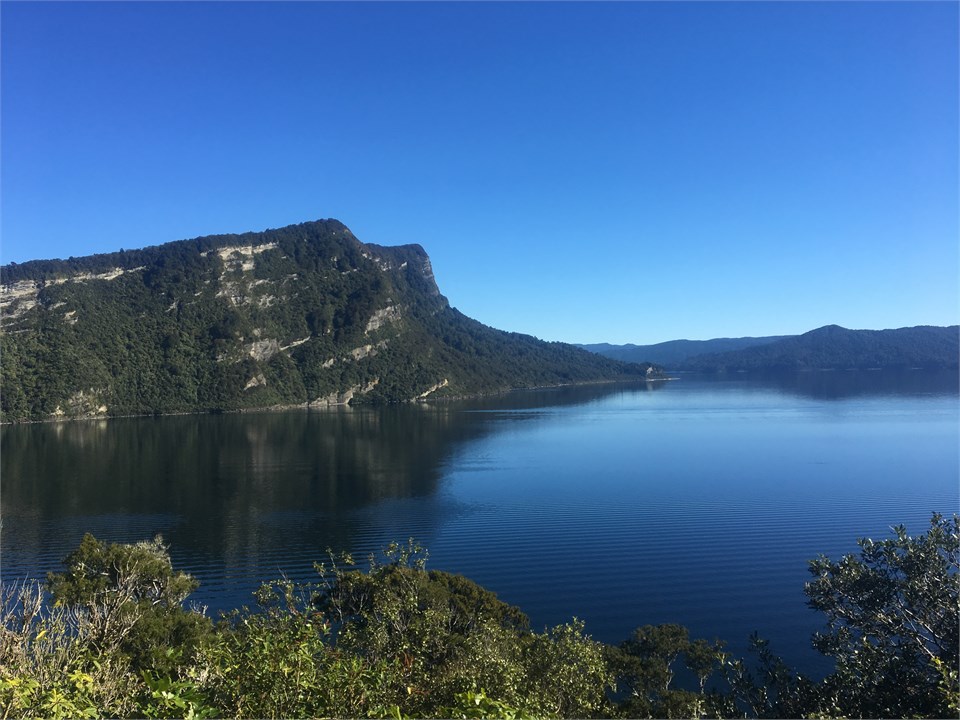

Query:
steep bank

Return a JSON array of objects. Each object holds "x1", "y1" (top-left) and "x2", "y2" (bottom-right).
[{"x1": 1, "y1": 220, "x2": 656, "y2": 422}]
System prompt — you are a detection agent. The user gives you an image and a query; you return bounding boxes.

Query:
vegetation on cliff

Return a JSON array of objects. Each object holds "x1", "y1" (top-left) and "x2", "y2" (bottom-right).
[
  {"x1": 1, "y1": 514, "x2": 956, "y2": 718},
  {"x1": 1, "y1": 220, "x2": 654, "y2": 422}
]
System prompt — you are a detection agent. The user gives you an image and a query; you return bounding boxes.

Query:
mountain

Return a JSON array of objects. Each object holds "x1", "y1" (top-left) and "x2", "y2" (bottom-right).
[
  {"x1": 582, "y1": 326, "x2": 959, "y2": 372},
  {"x1": 580, "y1": 335, "x2": 789, "y2": 367},
  {"x1": 0, "y1": 220, "x2": 655, "y2": 422},
  {"x1": 680, "y1": 325, "x2": 959, "y2": 371}
]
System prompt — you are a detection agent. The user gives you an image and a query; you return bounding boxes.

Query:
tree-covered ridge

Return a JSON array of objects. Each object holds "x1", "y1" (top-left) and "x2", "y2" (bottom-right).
[
  {"x1": 579, "y1": 335, "x2": 789, "y2": 367},
  {"x1": 1, "y1": 514, "x2": 957, "y2": 718},
  {"x1": 583, "y1": 325, "x2": 959, "y2": 372},
  {"x1": 0, "y1": 220, "x2": 654, "y2": 422},
  {"x1": 681, "y1": 324, "x2": 960, "y2": 372}
]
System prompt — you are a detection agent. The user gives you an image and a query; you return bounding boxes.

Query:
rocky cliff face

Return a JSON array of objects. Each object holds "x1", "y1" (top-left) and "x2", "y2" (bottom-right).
[{"x1": 1, "y1": 220, "x2": 651, "y2": 422}]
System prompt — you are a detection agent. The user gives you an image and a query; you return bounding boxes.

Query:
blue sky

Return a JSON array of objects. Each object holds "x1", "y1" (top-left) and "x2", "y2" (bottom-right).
[{"x1": 2, "y1": 2, "x2": 957, "y2": 344}]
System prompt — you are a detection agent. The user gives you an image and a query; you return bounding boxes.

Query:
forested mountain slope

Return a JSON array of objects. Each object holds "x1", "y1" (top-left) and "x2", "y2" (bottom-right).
[
  {"x1": 580, "y1": 335, "x2": 788, "y2": 367},
  {"x1": 1, "y1": 220, "x2": 653, "y2": 422},
  {"x1": 583, "y1": 325, "x2": 958, "y2": 372},
  {"x1": 681, "y1": 324, "x2": 959, "y2": 371}
]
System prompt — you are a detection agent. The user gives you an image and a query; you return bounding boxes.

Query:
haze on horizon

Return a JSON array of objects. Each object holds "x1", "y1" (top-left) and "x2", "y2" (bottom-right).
[{"x1": 1, "y1": 2, "x2": 957, "y2": 345}]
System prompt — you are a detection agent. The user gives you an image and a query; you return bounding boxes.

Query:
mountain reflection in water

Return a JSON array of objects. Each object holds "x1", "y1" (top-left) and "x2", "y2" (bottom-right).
[{"x1": 2, "y1": 371, "x2": 956, "y2": 677}]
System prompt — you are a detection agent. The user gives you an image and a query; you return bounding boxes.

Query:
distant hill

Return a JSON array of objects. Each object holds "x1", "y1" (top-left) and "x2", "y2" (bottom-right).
[
  {"x1": 0, "y1": 220, "x2": 655, "y2": 422},
  {"x1": 680, "y1": 324, "x2": 959, "y2": 372},
  {"x1": 580, "y1": 335, "x2": 788, "y2": 367},
  {"x1": 582, "y1": 325, "x2": 959, "y2": 372}
]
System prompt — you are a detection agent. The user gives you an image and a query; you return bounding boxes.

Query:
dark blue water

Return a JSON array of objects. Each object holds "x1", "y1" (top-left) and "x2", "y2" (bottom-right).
[{"x1": 2, "y1": 371, "x2": 957, "y2": 676}]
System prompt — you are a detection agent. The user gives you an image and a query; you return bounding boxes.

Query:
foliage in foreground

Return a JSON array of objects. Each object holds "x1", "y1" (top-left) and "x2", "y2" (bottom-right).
[{"x1": 0, "y1": 514, "x2": 956, "y2": 718}]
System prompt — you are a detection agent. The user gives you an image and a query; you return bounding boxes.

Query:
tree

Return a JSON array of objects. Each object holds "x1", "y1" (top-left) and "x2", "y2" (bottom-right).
[
  {"x1": 609, "y1": 624, "x2": 729, "y2": 718},
  {"x1": 314, "y1": 539, "x2": 613, "y2": 718},
  {"x1": 805, "y1": 513, "x2": 959, "y2": 717},
  {"x1": 723, "y1": 633, "x2": 818, "y2": 719},
  {"x1": 47, "y1": 534, "x2": 209, "y2": 672}
]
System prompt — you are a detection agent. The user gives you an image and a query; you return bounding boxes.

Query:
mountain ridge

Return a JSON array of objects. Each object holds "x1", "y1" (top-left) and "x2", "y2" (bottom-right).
[
  {"x1": 681, "y1": 324, "x2": 959, "y2": 371},
  {"x1": 578, "y1": 335, "x2": 790, "y2": 367},
  {"x1": 1, "y1": 220, "x2": 655, "y2": 422},
  {"x1": 584, "y1": 325, "x2": 959, "y2": 371}
]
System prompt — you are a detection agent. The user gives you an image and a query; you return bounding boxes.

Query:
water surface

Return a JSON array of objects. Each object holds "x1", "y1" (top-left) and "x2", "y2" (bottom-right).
[{"x1": 3, "y1": 370, "x2": 957, "y2": 675}]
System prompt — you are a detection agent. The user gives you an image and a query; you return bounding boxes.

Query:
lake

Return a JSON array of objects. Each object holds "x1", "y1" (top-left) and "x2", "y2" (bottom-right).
[{"x1": 2, "y1": 370, "x2": 957, "y2": 677}]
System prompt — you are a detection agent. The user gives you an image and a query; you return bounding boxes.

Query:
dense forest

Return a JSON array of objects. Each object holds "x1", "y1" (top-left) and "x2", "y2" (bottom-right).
[
  {"x1": 0, "y1": 220, "x2": 655, "y2": 423},
  {"x1": 579, "y1": 336, "x2": 789, "y2": 367},
  {"x1": 584, "y1": 325, "x2": 959, "y2": 371},
  {"x1": 680, "y1": 325, "x2": 960, "y2": 372},
  {"x1": 1, "y1": 514, "x2": 956, "y2": 718}
]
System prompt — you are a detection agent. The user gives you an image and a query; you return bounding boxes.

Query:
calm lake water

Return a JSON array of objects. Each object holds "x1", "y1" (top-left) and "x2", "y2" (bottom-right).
[{"x1": 2, "y1": 370, "x2": 957, "y2": 676}]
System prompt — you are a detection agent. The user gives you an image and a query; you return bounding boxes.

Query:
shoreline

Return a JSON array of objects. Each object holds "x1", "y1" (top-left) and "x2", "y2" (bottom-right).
[{"x1": 0, "y1": 375, "x2": 670, "y2": 426}]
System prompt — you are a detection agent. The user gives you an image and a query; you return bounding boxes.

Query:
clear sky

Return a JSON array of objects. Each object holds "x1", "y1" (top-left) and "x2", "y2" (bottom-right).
[{"x1": 2, "y1": 1, "x2": 957, "y2": 344}]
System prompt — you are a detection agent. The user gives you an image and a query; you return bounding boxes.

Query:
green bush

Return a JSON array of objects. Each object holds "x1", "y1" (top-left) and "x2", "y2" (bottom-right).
[{"x1": 1, "y1": 517, "x2": 955, "y2": 718}]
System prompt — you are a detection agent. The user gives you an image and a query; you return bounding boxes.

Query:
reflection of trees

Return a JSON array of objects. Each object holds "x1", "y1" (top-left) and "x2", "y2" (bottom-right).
[
  {"x1": 803, "y1": 368, "x2": 957, "y2": 399},
  {"x1": 425, "y1": 380, "x2": 669, "y2": 416},
  {"x1": 2, "y1": 407, "x2": 474, "y2": 553},
  {"x1": 1, "y1": 381, "x2": 661, "y2": 605},
  {"x1": 680, "y1": 368, "x2": 958, "y2": 401}
]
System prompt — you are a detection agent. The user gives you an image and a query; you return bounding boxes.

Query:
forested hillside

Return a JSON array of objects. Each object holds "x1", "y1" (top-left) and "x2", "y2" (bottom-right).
[
  {"x1": 681, "y1": 324, "x2": 960, "y2": 372},
  {"x1": 584, "y1": 325, "x2": 959, "y2": 372},
  {"x1": 580, "y1": 335, "x2": 788, "y2": 367},
  {"x1": 1, "y1": 220, "x2": 654, "y2": 422}
]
